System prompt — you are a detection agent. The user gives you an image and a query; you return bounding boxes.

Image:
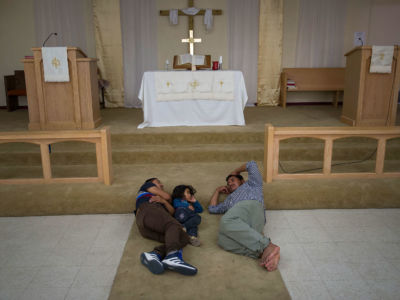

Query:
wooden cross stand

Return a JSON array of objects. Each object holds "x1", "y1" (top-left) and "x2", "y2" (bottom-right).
[
  {"x1": 182, "y1": 30, "x2": 201, "y2": 55},
  {"x1": 160, "y1": 0, "x2": 222, "y2": 54}
]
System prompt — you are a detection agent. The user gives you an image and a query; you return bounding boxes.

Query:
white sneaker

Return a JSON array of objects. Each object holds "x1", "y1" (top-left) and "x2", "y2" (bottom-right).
[
  {"x1": 140, "y1": 251, "x2": 164, "y2": 274},
  {"x1": 162, "y1": 250, "x2": 197, "y2": 276}
]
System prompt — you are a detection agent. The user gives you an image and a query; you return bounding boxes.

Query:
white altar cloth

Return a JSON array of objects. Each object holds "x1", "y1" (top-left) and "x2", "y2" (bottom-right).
[{"x1": 138, "y1": 71, "x2": 248, "y2": 128}]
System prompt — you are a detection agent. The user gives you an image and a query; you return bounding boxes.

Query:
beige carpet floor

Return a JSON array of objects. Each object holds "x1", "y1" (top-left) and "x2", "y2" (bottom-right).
[
  {"x1": 1, "y1": 162, "x2": 399, "y2": 217},
  {"x1": 1, "y1": 105, "x2": 400, "y2": 216},
  {"x1": 1, "y1": 105, "x2": 398, "y2": 299},
  {"x1": 0, "y1": 105, "x2": 348, "y2": 133},
  {"x1": 109, "y1": 211, "x2": 290, "y2": 300}
]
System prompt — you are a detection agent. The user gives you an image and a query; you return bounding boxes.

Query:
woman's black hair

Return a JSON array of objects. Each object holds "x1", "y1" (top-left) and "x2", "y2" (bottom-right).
[
  {"x1": 145, "y1": 177, "x2": 157, "y2": 183},
  {"x1": 171, "y1": 185, "x2": 196, "y2": 200},
  {"x1": 225, "y1": 174, "x2": 244, "y2": 182}
]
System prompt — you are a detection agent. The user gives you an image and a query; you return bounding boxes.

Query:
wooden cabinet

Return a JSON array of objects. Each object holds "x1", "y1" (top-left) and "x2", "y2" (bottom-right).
[{"x1": 341, "y1": 46, "x2": 400, "y2": 126}]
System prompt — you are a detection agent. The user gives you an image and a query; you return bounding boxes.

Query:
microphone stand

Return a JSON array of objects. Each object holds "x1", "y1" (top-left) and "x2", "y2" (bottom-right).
[{"x1": 42, "y1": 32, "x2": 58, "y2": 47}]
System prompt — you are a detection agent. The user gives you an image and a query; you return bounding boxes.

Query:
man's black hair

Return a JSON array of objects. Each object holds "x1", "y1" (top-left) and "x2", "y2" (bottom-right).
[
  {"x1": 145, "y1": 177, "x2": 157, "y2": 183},
  {"x1": 225, "y1": 174, "x2": 244, "y2": 182},
  {"x1": 171, "y1": 185, "x2": 196, "y2": 200}
]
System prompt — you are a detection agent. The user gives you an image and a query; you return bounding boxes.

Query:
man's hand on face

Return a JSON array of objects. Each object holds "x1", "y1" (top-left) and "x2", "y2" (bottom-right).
[
  {"x1": 149, "y1": 195, "x2": 164, "y2": 204},
  {"x1": 216, "y1": 186, "x2": 230, "y2": 194}
]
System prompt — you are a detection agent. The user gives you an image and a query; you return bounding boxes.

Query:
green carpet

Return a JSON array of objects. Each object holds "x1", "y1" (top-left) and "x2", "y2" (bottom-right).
[
  {"x1": 0, "y1": 162, "x2": 399, "y2": 217},
  {"x1": 109, "y1": 212, "x2": 290, "y2": 300},
  {"x1": 0, "y1": 106, "x2": 399, "y2": 216}
]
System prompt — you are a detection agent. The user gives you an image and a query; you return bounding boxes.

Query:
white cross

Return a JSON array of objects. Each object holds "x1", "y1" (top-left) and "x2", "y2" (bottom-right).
[{"x1": 181, "y1": 30, "x2": 201, "y2": 55}]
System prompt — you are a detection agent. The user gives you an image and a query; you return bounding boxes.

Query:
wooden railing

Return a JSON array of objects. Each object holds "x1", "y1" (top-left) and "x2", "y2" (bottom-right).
[
  {"x1": 263, "y1": 124, "x2": 400, "y2": 183},
  {"x1": 0, "y1": 127, "x2": 112, "y2": 185}
]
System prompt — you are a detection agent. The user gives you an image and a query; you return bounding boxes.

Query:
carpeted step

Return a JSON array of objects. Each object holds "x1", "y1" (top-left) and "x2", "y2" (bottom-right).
[
  {"x1": 0, "y1": 162, "x2": 399, "y2": 217},
  {"x1": 112, "y1": 144, "x2": 263, "y2": 164},
  {"x1": 0, "y1": 144, "x2": 263, "y2": 166},
  {"x1": 111, "y1": 131, "x2": 264, "y2": 145},
  {"x1": 1, "y1": 139, "x2": 400, "y2": 166},
  {"x1": 2, "y1": 160, "x2": 400, "y2": 181},
  {"x1": 277, "y1": 160, "x2": 400, "y2": 174}
]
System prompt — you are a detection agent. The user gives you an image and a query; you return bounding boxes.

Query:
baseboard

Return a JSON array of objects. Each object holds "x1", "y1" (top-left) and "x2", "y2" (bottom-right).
[
  {"x1": 286, "y1": 102, "x2": 343, "y2": 106},
  {"x1": 0, "y1": 106, "x2": 28, "y2": 110}
]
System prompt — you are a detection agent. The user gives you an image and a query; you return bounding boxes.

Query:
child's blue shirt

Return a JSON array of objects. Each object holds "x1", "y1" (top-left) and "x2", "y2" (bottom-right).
[{"x1": 173, "y1": 198, "x2": 203, "y2": 213}]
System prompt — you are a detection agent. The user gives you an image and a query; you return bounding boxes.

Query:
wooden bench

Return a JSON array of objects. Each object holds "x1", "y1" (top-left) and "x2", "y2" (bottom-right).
[{"x1": 280, "y1": 68, "x2": 345, "y2": 108}]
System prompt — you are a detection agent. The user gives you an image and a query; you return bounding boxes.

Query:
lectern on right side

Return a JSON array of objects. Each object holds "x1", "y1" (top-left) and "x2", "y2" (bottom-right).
[{"x1": 341, "y1": 46, "x2": 400, "y2": 126}]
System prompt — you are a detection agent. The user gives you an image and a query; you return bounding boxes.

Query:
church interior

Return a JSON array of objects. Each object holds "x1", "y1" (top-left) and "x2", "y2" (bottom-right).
[{"x1": 0, "y1": 0, "x2": 400, "y2": 299}]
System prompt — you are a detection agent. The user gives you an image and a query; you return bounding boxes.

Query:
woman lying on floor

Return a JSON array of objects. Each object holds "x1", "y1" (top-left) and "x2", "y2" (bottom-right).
[{"x1": 135, "y1": 177, "x2": 197, "y2": 276}]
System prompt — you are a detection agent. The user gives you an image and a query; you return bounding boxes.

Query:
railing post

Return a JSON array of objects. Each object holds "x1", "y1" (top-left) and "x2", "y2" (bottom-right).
[
  {"x1": 100, "y1": 127, "x2": 113, "y2": 185},
  {"x1": 323, "y1": 138, "x2": 333, "y2": 175},
  {"x1": 375, "y1": 137, "x2": 386, "y2": 175},
  {"x1": 40, "y1": 143, "x2": 52, "y2": 182},
  {"x1": 96, "y1": 141, "x2": 104, "y2": 182},
  {"x1": 273, "y1": 138, "x2": 280, "y2": 178},
  {"x1": 264, "y1": 124, "x2": 274, "y2": 183}
]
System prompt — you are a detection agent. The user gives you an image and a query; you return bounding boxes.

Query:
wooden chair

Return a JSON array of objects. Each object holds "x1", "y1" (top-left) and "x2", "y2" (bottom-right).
[{"x1": 4, "y1": 70, "x2": 26, "y2": 111}]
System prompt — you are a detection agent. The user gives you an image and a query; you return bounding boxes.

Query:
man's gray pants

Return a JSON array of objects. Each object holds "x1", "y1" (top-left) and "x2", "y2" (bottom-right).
[{"x1": 218, "y1": 200, "x2": 270, "y2": 259}]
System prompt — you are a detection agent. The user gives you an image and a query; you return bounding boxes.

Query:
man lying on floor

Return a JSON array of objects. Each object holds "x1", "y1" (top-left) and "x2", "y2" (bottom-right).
[
  {"x1": 208, "y1": 161, "x2": 280, "y2": 271},
  {"x1": 135, "y1": 178, "x2": 198, "y2": 276}
]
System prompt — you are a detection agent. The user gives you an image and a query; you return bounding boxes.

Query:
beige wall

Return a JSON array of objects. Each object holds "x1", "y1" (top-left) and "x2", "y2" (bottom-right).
[
  {"x1": 282, "y1": 0, "x2": 299, "y2": 68},
  {"x1": 343, "y1": 0, "x2": 373, "y2": 54},
  {"x1": 157, "y1": 0, "x2": 228, "y2": 70},
  {"x1": 0, "y1": 0, "x2": 96, "y2": 108},
  {"x1": 1, "y1": 0, "x2": 398, "y2": 107},
  {"x1": 368, "y1": 0, "x2": 400, "y2": 45},
  {"x1": 0, "y1": 0, "x2": 36, "y2": 107},
  {"x1": 284, "y1": 0, "x2": 400, "y2": 68},
  {"x1": 84, "y1": 0, "x2": 97, "y2": 58},
  {"x1": 283, "y1": 0, "x2": 400, "y2": 103}
]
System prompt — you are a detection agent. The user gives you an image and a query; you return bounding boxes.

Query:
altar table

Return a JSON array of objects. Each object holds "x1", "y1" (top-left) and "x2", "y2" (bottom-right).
[{"x1": 138, "y1": 70, "x2": 248, "y2": 128}]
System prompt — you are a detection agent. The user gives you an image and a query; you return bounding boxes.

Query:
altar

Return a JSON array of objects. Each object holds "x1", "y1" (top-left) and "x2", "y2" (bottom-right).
[{"x1": 138, "y1": 70, "x2": 248, "y2": 128}]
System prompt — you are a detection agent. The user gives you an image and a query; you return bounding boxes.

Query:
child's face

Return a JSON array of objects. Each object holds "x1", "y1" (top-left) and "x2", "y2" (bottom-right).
[{"x1": 183, "y1": 188, "x2": 192, "y2": 200}]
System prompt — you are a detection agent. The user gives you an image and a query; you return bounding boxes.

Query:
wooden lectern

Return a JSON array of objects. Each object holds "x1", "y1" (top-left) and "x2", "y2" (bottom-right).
[
  {"x1": 23, "y1": 47, "x2": 101, "y2": 130},
  {"x1": 341, "y1": 46, "x2": 400, "y2": 126}
]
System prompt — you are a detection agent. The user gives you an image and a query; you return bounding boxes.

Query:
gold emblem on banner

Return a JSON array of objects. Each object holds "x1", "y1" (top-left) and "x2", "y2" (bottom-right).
[
  {"x1": 52, "y1": 57, "x2": 61, "y2": 69},
  {"x1": 219, "y1": 80, "x2": 224, "y2": 87},
  {"x1": 190, "y1": 80, "x2": 199, "y2": 90}
]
